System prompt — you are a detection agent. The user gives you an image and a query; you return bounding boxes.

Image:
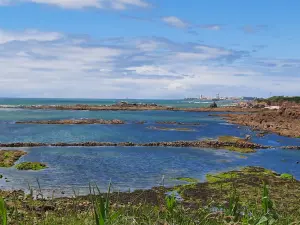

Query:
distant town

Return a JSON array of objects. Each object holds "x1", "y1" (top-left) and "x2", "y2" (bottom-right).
[{"x1": 183, "y1": 94, "x2": 256, "y2": 101}]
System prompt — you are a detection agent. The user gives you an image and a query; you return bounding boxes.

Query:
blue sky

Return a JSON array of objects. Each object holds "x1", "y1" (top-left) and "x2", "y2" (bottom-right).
[{"x1": 0, "y1": 0, "x2": 299, "y2": 98}]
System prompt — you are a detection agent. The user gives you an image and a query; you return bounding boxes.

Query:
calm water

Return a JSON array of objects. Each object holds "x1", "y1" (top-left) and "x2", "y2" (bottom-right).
[
  {"x1": 0, "y1": 98, "x2": 299, "y2": 196},
  {"x1": 0, "y1": 98, "x2": 236, "y2": 108}
]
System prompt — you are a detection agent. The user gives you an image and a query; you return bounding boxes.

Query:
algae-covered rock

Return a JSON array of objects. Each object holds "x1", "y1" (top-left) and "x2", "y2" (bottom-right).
[
  {"x1": 224, "y1": 146, "x2": 256, "y2": 153},
  {"x1": 280, "y1": 173, "x2": 294, "y2": 180},
  {"x1": 218, "y1": 136, "x2": 244, "y2": 143},
  {"x1": 206, "y1": 167, "x2": 277, "y2": 183},
  {"x1": 0, "y1": 150, "x2": 27, "y2": 167},
  {"x1": 175, "y1": 177, "x2": 199, "y2": 183},
  {"x1": 15, "y1": 162, "x2": 47, "y2": 170}
]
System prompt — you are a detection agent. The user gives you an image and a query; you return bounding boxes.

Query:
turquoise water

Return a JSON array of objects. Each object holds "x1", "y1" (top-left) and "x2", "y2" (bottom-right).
[
  {"x1": 0, "y1": 98, "x2": 299, "y2": 196},
  {"x1": 0, "y1": 98, "x2": 236, "y2": 108}
]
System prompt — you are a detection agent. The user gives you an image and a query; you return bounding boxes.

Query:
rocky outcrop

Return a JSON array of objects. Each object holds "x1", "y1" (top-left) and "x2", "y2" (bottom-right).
[
  {"x1": 0, "y1": 150, "x2": 27, "y2": 167},
  {"x1": 10, "y1": 103, "x2": 173, "y2": 111},
  {"x1": 16, "y1": 119, "x2": 125, "y2": 125},
  {"x1": 155, "y1": 121, "x2": 201, "y2": 126},
  {"x1": 1, "y1": 104, "x2": 264, "y2": 112},
  {"x1": 0, "y1": 140, "x2": 269, "y2": 150},
  {"x1": 220, "y1": 106, "x2": 300, "y2": 137},
  {"x1": 209, "y1": 102, "x2": 218, "y2": 108},
  {"x1": 282, "y1": 146, "x2": 300, "y2": 150}
]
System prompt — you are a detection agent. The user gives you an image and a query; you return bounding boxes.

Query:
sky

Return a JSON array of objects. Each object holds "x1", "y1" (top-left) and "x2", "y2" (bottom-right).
[{"x1": 0, "y1": 0, "x2": 299, "y2": 99}]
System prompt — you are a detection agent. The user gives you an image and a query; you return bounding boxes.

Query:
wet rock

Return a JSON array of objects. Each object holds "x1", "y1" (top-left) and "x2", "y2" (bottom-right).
[
  {"x1": 155, "y1": 121, "x2": 201, "y2": 126},
  {"x1": 210, "y1": 102, "x2": 218, "y2": 108},
  {"x1": 16, "y1": 119, "x2": 125, "y2": 125}
]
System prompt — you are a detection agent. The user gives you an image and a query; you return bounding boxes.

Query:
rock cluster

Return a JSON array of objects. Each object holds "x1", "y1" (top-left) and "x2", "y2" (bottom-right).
[
  {"x1": 283, "y1": 146, "x2": 300, "y2": 150},
  {"x1": 155, "y1": 121, "x2": 201, "y2": 126},
  {"x1": 16, "y1": 119, "x2": 125, "y2": 125},
  {"x1": 0, "y1": 140, "x2": 268, "y2": 149},
  {"x1": 1, "y1": 104, "x2": 262, "y2": 112},
  {"x1": 220, "y1": 106, "x2": 300, "y2": 137}
]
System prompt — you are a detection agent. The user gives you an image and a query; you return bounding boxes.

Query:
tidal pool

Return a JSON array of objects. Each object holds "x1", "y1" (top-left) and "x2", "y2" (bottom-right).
[
  {"x1": 0, "y1": 146, "x2": 299, "y2": 196},
  {"x1": 0, "y1": 107, "x2": 299, "y2": 196}
]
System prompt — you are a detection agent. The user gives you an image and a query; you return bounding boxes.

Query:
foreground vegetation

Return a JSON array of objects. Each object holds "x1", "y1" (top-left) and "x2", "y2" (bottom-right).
[{"x1": 0, "y1": 167, "x2": 299, "y2": 224}]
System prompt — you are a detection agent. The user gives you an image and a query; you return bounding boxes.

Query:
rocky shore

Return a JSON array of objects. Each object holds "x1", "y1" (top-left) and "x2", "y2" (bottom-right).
[
  {"x1": 0, "y1": 140, "x2": 268, "y2": 151},
  {"x1": 1, "y1": 103, "x2": 263, "y2": 112},
  {"x1": 220, "y1": 106, "x2": 300, "y2": 138},
  {"x1": 16, "y1": 119, "x2": 125, "y2": 125}
]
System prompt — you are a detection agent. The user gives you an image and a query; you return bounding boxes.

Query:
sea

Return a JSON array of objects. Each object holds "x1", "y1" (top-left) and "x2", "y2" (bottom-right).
[{"x1": 0, "y1": 98, "x2": 299, "y2": 196}]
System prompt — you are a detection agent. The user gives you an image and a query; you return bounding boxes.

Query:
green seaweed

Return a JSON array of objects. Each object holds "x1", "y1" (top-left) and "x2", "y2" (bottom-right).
[
  {"x1": 280, "y1": 173, "x2": 294, "y2": 180},
  {"x1": 15, "y1": 162, "x2": 47, "y2": 171},
  {"x1": 218, "y1": 136, "x2": 244, "y2": 143},
  {"x1": 224, "y1": 146, "x2": 256, "y2": 153},
  {"x1": 175, "y1": 177, "x2": 199, "y2": 183},
  {"x1": 206, "y1": 167, "x2": 276, "y2": 183}
]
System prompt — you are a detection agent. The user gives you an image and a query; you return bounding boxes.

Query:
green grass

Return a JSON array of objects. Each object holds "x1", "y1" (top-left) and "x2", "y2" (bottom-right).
[
  {"x1": 1, "y1": 166, "x2": 299, "y2": 224},
  {"x1": 15, "y1": 162, "x2": 47, "y2": 170}
]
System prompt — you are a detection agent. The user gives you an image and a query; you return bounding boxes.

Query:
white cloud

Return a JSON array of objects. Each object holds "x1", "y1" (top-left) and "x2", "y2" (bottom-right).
[
  {"x1": 0, "y1": 0, "x2": 150, "y2": 9},
  {"x1": 0, "y1": 29, "x2": 63, "y2": 44},
  {"x1": 0, "y1": 28, "x2": 299, "y2": 98},
  {"x1": 162, "y1": 16, "x2": 189, "y2": 29},
  {"x1": 201, "y1": 24, "x2": 222, "y2": 31}
]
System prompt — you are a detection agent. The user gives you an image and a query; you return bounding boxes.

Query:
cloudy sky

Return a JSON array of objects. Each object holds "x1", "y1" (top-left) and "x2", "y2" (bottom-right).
[{"x1": 0, "y1": 0, "x2": 299, "y2": 98}]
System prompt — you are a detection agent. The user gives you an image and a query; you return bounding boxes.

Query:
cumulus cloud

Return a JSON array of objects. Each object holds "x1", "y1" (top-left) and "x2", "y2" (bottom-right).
[
  {"x1": 0, "y1": 28, "x2": 299, "y2": 98},
  {"x1": 0, "y1": 0, "x2": 150, "y2": 9},
  {"x1": 162, "y1": 16, "x2": 189, "y2": 29}
]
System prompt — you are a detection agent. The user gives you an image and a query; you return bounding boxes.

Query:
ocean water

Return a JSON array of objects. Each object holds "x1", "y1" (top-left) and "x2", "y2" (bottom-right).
[
  {"x1": 0, "y1": 98, "x2": 237, "y2": 108},
  {"x1": 0, "y1": 98, "x2": 299, "y2": 196}
]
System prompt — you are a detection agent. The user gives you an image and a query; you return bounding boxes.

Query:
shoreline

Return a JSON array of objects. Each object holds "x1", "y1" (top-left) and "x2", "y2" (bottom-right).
[
  {"x1": 218, "y1": 106, "x2": 300, "y2": 138},
  {"x1": 1, "y1": 166, "x2": 300, "y2": 224},
  {"x1": 0, "y1": 103, "x2": 263, "y2": 112}
]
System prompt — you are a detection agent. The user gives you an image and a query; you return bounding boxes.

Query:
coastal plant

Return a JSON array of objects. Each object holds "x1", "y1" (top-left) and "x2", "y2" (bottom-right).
[
  {"x1": 165, "y1": 193, "x2": 176, "y2": 216},
  {"x1": 90, "y1": 182, "x2": 113, "y2": 225},
  {"x1": 0, "y1": 197, "x2": 7, "y2": 225},
  {"x1": 224, "y1": 188, "x2": 241, "y2": 222},
  {"x1": 256, "y1": 182, "x2": 278, "y2": 225}
]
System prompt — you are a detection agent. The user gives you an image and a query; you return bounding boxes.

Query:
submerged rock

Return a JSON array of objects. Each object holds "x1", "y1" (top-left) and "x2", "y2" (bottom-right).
[
  {"x1": 147, "y1": 126, "x2": 195, "y2": 132},
  {"x1": 155, "y1": 121, "x2": 201, "y2": 126}
]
